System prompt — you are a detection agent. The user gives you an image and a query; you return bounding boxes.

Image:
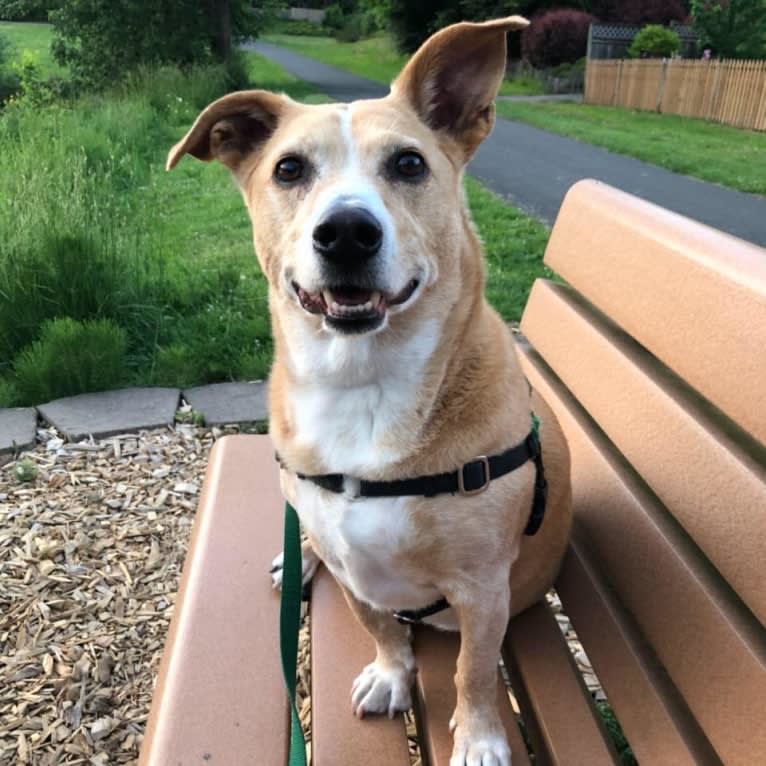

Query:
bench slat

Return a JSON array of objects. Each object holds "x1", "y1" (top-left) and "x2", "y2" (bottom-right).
[
  {"x1": 557, "y1": 539, "x2": 722, "y2": 766},
  {"x1": 521, "y1": 280, "x2": 766, "y2": 625},
  {"x1": 504, "y1": 601, "x2": 619, "y2": 766},
  {"x1": 518, "y1": 342, "x2": 766, "y2": 764},
  {"x1": 310, "y1": 566, "x2": 412, "y2": 766},
  {"x1": 412, "y1": 629, "x2": 531, "y2": 766},
  {"x1": 139, "y1": 435, "x2": 289, "y2": 766},
  {"x1": 544, "y1": 179, "x2": 766, "y2": 445}
]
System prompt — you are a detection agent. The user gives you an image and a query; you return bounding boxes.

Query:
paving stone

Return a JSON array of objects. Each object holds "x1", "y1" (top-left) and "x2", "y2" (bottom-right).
[
  {"x1": 0, "y1": 408, "x2": 38, "y2": 454},
  {"x1": 183, "y1": 382, "x2": 268, "y2": 426},
  {"x1": 38, "y1": 388, "x2": 180, "y2": 440}
]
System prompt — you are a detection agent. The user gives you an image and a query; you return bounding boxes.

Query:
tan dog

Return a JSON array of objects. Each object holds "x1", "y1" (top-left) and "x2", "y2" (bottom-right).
[{"x1": 168, "y1": 17, "x2": 571, "y2": 765}]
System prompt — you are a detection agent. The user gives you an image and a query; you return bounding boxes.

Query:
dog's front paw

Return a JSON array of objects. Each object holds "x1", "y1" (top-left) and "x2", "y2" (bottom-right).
[
  {"x1": 449, "y1": 717, "x2": 511, "y2": 766},
  {"x1": 270, "y1": 544, "x2": 320, "y2": 590},
  {"x1": 351, "y1": 661, "x2": 414, "y2": 719}
]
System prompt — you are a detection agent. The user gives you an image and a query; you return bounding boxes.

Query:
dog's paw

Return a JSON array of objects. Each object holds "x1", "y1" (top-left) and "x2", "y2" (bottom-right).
[
  {"x1": 351, "y1": 661, "x2": 413, "y2": 719},
  {"x1": 270, "y1": 545, "x2": 320, "y2": 590},
  {"x1": 449, "y1": 719, "x2": 511, "y2": 766}
]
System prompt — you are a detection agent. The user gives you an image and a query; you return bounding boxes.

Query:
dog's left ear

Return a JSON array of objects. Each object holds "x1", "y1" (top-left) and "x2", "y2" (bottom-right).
[
  {"x1": 166, "y1": 90, "x2": 288, "y2": 176},
  {"x1": 391, "y1": 16, "x2": 528, "y2": 162}
]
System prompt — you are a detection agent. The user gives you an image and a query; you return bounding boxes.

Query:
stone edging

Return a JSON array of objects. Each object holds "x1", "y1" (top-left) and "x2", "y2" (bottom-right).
[{"x1": 0, "y1": 382, "x2": 268, "y2": 455}]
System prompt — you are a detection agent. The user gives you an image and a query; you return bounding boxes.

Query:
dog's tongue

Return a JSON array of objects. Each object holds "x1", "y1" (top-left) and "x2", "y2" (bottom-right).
[{"x1": 329, "y1": 287, "x2": 373, "y2": 306}]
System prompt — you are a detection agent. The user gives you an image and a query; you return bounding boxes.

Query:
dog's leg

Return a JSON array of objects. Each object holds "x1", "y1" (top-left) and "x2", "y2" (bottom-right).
[
  {"x1": 449, "y1": 579, "x2": 511, "y2": 766},
  {"x1": 270, "y1": 540, "x2": 321, "y2": 590},
  {"x1": 341, "y1": 586, "x2": 416, "y2": 719}
]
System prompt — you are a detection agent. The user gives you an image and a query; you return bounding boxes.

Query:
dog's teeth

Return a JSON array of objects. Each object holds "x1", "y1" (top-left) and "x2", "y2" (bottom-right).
[
  {"x1": 322, "y1": 291, "x2": 333, "y2": 306},
  {"x1": 371, "y1": 291, "x2": 382, "y2": 307},
  {"x1": 330, "y1": 301, "x2": 341, "y2": 312}
]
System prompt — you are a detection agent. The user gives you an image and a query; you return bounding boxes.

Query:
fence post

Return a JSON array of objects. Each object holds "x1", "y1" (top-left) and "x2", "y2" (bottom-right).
[
  {"x1": 614, "y1": 60, "x2": 623, "y2": 107},
  {"x1": 656, "y1": 59, "x2": 669, "y2": 113}
]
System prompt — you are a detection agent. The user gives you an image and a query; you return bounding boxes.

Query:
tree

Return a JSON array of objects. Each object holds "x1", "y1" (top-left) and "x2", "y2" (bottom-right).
[
  {"x1": 690, "y1": 0, "x2": 766, "y2": 58},
  {"x1": 50, "y1": 0, "x2": 265, "y2": 89},
  {"x1": 521, "y1": 9, "x2": 595, "y2": 66},
  {"x1": 627, "y1": 24, "x2": 681, "y2": 57},
  {"x1": 615, "y1": 0, "x2": 687, "y2": 24}
]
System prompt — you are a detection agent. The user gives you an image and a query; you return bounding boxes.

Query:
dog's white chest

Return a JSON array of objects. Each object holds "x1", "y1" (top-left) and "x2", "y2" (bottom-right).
[{"x1": 292, "y1": 479, "x2": 440, "y2": 611}]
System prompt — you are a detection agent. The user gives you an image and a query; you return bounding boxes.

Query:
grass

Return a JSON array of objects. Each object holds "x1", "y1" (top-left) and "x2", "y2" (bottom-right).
[
  {"x1": 496, "y1": 101, "x2": 766, "y2": 195},
  {"x1": 0, "y1": 21, "x2": 65, "y2": 77},
  {"x1": 263, "y1": 31, "x2": 530, "y2": 96},
  {"x1": 0, "y1": 46, "x2": 549, "y2": 406}
]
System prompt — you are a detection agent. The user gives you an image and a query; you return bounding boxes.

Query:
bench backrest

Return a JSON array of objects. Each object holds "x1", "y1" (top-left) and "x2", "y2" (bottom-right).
[{"x1": 516, "y1": 179, "x2": 766, "y2": 765}]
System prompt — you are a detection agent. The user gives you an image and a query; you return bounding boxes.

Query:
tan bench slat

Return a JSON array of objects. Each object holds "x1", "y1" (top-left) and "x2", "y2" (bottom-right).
[
  {"x1": 557, "y1": 539, "x2": 722, "y2": 766},
  {"x1": 139, "y1": 435, "x2": 289, "y2": 766},
  {"x1": 544, "y1": 179, "x2": 766, "y2": 445},
  {"x1": 521, "y1": 280, "x2": 766, "y2": 624},
  {"x1": 518, "y1": 342, "x2": 766, "y2": 764},
  {"x1": 504, "y1": 601, "x2": 618, "y2": 766},
  {"x1": 310, "y1": 566, "x2": 412, "y2": 766},
  {"x1": 412, "y1": 629, "x2": 531, "y2": 766}
]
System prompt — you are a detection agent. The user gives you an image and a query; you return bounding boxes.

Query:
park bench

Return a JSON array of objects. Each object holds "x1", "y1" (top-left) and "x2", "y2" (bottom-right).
[{"x1": 137, "y1": 179, "x2": 766, "y2": 766}]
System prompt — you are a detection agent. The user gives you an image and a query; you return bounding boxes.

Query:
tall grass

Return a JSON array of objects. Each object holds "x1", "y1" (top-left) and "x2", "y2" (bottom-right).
[{"x1": 0, "y1": 60, "x2": 273, "y2": 406}]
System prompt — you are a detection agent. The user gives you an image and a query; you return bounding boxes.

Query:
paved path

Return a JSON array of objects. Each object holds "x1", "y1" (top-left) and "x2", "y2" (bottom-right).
[{"x1": 248, "y1": 41, "x2": 766, "y2": 246}]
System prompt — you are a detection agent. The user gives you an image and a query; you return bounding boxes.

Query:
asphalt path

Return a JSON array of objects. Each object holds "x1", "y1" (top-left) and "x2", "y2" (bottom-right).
[{"x1": 248, "y1": 41, "x2": 766, "y2": 246}]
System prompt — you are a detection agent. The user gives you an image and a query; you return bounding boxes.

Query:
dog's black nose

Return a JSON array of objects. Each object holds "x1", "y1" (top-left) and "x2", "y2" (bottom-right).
[{"x1": 313, "y1": 205, "x2": 383, "y2": 263}]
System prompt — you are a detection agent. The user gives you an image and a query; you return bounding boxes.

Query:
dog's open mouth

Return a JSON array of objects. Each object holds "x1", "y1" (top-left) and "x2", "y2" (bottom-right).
[{"x1": 292, "y1": 279, "x2": 420, "y2": 333}]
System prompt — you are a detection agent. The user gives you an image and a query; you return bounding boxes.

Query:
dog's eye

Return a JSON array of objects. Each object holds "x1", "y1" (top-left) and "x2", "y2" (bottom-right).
[
  {"x1": 275, "y1": 156, "x2": 304, "y2": 184},
  {"x1": 394, "y1": 151, "x2": 427, "y2": 180}
]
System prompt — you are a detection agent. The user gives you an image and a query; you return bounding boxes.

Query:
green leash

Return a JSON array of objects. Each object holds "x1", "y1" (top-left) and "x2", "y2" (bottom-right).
[{"x1": 279, "y1": 502, "x2": 308, "y2": 766}]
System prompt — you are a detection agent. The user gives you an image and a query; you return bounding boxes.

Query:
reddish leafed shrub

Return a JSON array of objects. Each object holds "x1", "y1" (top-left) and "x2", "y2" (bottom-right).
[
  {"x1": 521, "y1": 9, "x2": 596, "y2": 68},
  {"x1": 615, "y1": 0, "x2": 688, "y2": 25}
]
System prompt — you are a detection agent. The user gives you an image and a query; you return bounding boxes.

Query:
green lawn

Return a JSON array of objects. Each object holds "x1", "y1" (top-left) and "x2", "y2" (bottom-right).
[
  {"x1": 0, "y1": 21, "x2": 64, "y2": 76},
  {"x1": 496, "y1": 101, "x2": 766, "y2": 195},
  {"x1": 263, "y1": 32, "x2": 528, "y2": 96}
]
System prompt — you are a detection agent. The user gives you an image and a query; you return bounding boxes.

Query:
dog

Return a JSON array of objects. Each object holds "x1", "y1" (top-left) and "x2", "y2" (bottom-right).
[{"x1": 167, "y1": 16, "x2": 572, "y2": 766}]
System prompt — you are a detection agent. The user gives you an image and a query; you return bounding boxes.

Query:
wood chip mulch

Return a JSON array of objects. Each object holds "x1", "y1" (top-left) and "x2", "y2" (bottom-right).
[{"x1": 0, "y1": 424, "x2": 232, "y2": 766}]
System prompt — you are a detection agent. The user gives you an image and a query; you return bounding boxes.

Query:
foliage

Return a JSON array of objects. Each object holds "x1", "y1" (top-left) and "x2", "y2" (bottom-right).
[
  {"x1": 596, "y1": 702, "x2": 637, "y2": 765},
  {"x1": 0, "y1": 0, "x2": 57, "y2": 21},
  {"x1": 614, "y1": 0, "x2": 687, "y2": 24},
  {"x1": 0, "y1": 28, "x2": 19, "y2": 100},
  {"x1": 14, "y1": 459, "x2": 38, "y2": 482},
  {"x1": 690, "y1": 0, "x2": 766, "y2": 58},
  {"x1": 521, "y1": 9, "x2": 596, "y2": 67},
  {"x1": 11, "y1": 318, "x2": 128, "y2": 405},
  {"x1": 627, "y1": 24, "x2": 681, "y2": 57},
  {"x1": 49, "y1": 0, "x2": 261, "y2": 88}
]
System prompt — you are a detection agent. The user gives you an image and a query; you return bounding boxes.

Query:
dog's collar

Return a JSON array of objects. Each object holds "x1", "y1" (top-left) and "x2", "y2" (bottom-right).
[{"x1": 276, "y1": 424, "x2": 547, "y2": 536}]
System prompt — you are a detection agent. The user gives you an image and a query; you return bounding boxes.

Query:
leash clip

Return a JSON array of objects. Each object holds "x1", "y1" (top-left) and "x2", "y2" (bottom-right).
[{"x1": 458, "y1": 456, "x2": 491, "y2": 496}]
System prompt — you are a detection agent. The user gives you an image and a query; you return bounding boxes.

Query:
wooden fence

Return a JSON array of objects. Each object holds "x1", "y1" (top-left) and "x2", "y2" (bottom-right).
[{"x1": 585, "y1": 58, "x2": 766, "y2": 131}]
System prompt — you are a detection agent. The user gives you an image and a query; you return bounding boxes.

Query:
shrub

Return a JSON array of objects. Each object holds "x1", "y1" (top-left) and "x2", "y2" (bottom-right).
[
  {"x1": 521, "y1": 10, "x2": 596, "y2": 68},
  {"x1": 335, "y1": 11, "x2": 378, "y2": 42},
  {"x1": 12, "y1": 318, "x2": 128, "y2": 405},
  {"x1": 0, "y1": 0, "x2": 56, "y2": 21},
  {"x1": 323, "y1": 3, "x2": 345, "y2": 31},
  {"x1": 627, "y1": 25, "x2": 681, "y2": 58},
  {"x1": 691, "y1": 0, "x2": 766, "y2": 59}
]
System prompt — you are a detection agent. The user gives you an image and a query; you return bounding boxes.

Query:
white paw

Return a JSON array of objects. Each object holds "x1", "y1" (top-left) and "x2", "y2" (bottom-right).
[
  {"x1": 270, "y1": 547, "x2": 320, "y2": 590},
  {"x1": 351, "y1": 661, "x2": 413, "y2": 719},
  {"x1": 450, "y1": 729, "x2": 511, "y2": 766}
]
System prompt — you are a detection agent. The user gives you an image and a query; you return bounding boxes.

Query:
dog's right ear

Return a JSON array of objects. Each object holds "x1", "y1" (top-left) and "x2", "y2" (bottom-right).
[{"x1": 166, "y1": 90, "x2": 288, "y2": 174}]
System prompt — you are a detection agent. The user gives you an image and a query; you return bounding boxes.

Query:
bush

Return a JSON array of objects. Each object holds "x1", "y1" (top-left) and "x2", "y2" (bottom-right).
[
  {"x1": 522, "y1": 10, "x2": 596, "y2": 68},
  {"x1": 627, "y1": 25, "x2": 680, "y2": 58},
  {"x1": 50, "y1": 0, "x2": 259, "y2": 89},
  {"x1": 335, "y1": 11, "x2": 378, "y2": 42},
  {"x1": 0, "y1": 0, "x2": 56, "y2": 21},
  {"x1": 691, "y1": 0, "x2": 766, "y2": 59},
  {"x1": 323, "y1": 3, "x2": 345, "y2": 31},
  {"x1": 12, "y1": 318, "x2": 128, "y2": 405}
]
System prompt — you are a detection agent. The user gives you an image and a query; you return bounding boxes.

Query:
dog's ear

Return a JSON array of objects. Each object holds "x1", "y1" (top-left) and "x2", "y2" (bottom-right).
[
  {"x1": 166, "y1": 90, "x2": 288, "y2": 174},
  {"x1": 391, "y1": 17, "x2": 528, "y2": 161}
]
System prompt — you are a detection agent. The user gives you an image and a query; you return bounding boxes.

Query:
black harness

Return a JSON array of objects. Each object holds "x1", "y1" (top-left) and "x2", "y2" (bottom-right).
[{"x1": 278, "y1": 422, "x2": 548, "y2": 625}]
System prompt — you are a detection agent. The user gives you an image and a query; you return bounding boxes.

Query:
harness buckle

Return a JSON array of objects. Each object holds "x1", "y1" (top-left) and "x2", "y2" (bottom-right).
[{"x1": 458, "y1": 456, "x2": 491, "y2": 496}]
